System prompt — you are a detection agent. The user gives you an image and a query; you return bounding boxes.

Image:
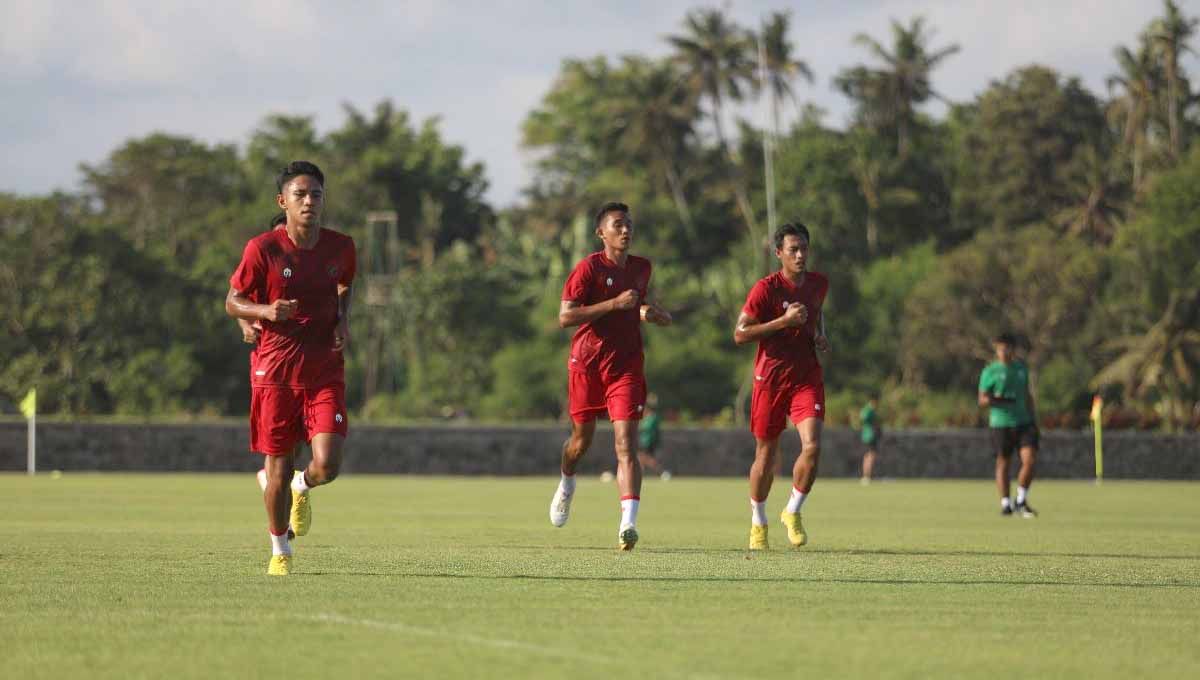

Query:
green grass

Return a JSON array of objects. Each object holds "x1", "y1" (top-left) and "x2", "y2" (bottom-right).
[{"x1": 2, "y1": 475, "x2": 1197, "y2": 679}]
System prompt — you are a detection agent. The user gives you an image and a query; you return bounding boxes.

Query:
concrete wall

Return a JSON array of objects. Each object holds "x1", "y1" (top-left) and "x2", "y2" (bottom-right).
[{"x1": 1, "y1": 421, "x2": 1196, "y2": 478}]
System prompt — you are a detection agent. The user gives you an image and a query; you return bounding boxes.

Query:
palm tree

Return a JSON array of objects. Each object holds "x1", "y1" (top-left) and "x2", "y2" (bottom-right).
[
  {"x1": 668, "y1": 8, "x2": 759, "y2": 240},
  {"x1": 1053, "y1": 145, "x2": 1129, "y2": 244},
  {"x1": 608, "y1": 57, "x2": 701, "y2": 236},
  {"x1": 1093, "y1": 287, "x2": 1200, "y2": 428},
  {"x1": 848, "y1": 130, "x2": 918, "y2": 256},
  {"x1": 1107, "y1": 43, "x2": 1162, "y2": 191},
  {"x1": 758, "y1": 11, "x2": 814, "y2": 132},
  {"x1": 1149, "y1": 0, "x2": 1198, "y2": 159},
  {"x1": 837, "y1": 17, "x2": 960, "y2": 157}
]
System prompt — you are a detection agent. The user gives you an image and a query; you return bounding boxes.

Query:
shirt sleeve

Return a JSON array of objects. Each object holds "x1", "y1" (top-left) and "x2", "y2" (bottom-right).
[
  {"x1": 978, "y1": 367, "x2": 994, "y2": 394},
  {"x1": 742, "y1": 280, "x2": 770, "y2": 321},
  {"x1": 339, "y1": 238, "x2": 357, "y2": 286},
  {"x1": 562, "y1": 259, "x2": 592, "y2": 303},
  {"x1": 230, "y1": 239, "x2": 266, "y2": 299}
]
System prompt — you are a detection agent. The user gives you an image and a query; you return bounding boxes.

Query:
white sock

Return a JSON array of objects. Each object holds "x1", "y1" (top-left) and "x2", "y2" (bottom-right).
[
  {"x1": 785, "y1": 486, "x2": 807, "y2": 514},
  {"x1": 620, "y1": 497, "x2": 639, "y2": 528},
  {"x1": 1001, "y1": 496, "x2": 1012, "y2": 509},
  {"x1": 291, "y1": 469, "x2": 311, "y2": 494},
  {"x1": 559, "y1": 473, "x2": 576, "y2": 496},
  {"x1": 750, "y1": 498, "x2": 768, "y2": 526},
  {"x1": 1016, "y1": 487, "x2": 1028, "y2": 505},
  {"x1": 270, "y1": 530, "x2": 291, "y2": 556}
]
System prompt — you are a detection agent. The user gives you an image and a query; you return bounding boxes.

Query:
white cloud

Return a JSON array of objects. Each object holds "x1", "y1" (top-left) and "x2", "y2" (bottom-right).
[{"x1": 1, "y1": 0, "x2": 1195, "y2": 204}]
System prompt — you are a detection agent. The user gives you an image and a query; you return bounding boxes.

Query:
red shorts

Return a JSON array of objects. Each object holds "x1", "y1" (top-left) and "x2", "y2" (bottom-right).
[
  {"x1": 750, "y1": 377, "x2": 825, "y2": 440},
  {"x1": 249, "y1": 383, "x2": 348, "y2": 455},
  {"x1": 568, "y1": 371, "x2": 647, "y2": 423}
]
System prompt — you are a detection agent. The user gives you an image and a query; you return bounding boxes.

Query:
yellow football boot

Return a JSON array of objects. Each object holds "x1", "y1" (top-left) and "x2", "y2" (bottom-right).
[
  {"x1": 780, "y1": 511, "x2": 808, "y2": 547},
  {"x1": 290, "y1": 472, "x2": 311, "y2": 537},
  {"x1": 267, "y1": 554, "x2": 292, "y2": 576},
  {"x1": 749, "y1": 524, "x2": 769, "y2": 550},
  {"x1": 618, "y1": 525, "x2": 639, "y2": 551}
]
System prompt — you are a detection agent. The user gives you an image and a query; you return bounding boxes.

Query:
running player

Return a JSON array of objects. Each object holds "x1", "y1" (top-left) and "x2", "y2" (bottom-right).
[
  {"x1": 225, "y1": 161, "x2": 356, "y2": 575},
  {"x1": 548, "y1": 202, "x2": 672, "y2": 551},
  {"x1": 978, "y1": 333, "x2": 1039, "y2": 518},
  {"x1": 734, "y1": 222, "x2": 830, "y2": 550}
]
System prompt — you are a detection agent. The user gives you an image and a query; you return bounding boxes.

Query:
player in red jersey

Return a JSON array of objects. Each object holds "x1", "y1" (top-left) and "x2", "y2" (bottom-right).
[
  {"x1": 225, "y1": 161, "x2": 356, "y2": 575},
  {"x1": 548, "y1": 202, "x2": 672, "y2": 551},
  {"x1": 734, "y1": 223, "x2": 830, "y2": 550}
]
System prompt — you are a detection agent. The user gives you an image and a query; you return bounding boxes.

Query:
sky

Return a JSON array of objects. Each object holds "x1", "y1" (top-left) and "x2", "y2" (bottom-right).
[{"x1": 2, "y1": 0, "x2": 1196, "y2": 208}]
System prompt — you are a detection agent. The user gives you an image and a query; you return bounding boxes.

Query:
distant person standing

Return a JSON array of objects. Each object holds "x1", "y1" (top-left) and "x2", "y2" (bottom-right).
[
  {"x1": 978, "y1": 333, "x2": 1039, "y2": 518},
  {"x1": 637, "y1": 394, "x2": 670, "y2": 480},
  {"x1": 859, "y1": 397, "x2": 881, "y2": 484}
]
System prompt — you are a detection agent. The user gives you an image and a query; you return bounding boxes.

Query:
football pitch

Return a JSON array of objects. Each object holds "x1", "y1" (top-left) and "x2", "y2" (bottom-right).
[{"x1": 2, "y1": 474, "x2": 1197, "y2": 679}]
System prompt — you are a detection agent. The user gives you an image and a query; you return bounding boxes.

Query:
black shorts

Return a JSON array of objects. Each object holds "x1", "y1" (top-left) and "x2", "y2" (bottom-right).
[{"x1": 990, "y1": 424, "x2": 1039, "y2": 457}]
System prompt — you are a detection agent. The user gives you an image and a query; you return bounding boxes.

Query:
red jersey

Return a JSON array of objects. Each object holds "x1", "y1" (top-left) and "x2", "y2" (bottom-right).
[
  {"x1": 230, "y1": 227, "x2": 357, "y2": 388},
  {"x1": 562, "y1": 251, "x2": 652, "y2": 379},
  {"x1": 742, "y1": 270, "x2": 829, "y2": 387}
]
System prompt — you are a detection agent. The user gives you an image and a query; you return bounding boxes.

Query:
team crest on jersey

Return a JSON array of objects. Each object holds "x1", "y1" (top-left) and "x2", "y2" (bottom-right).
[
  {"x1": 335, "y1": 413, "x2": 343, "y2": 423},
  {"x1": 283, "y1": 267, "x2": 293, "y2": 278},
  {"x1": 606, "y1": 277, "x2": 613, "y2": 286}
]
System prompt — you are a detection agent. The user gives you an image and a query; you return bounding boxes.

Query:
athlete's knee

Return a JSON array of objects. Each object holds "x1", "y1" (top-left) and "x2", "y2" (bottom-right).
[
  {"x1": 799, "y1": 439, "x2": 821, "y2": 462},
  {"x1": 309, "y1": 459, "x2": 341, "y2": 485},
  {"x1": 614, "y1": 435, "x2": 636, "y2": 462}
]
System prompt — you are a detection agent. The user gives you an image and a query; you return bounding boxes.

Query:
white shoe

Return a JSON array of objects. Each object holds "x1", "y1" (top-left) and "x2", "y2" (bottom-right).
[
  {"x1": 659, "y1": 470, "x2": 672, "y2": 481},
  {"x1": 549, "y1": 485, "x2": 573, "y2": 527}
]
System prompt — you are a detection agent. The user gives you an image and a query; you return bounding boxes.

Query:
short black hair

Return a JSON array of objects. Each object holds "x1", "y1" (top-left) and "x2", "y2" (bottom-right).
[
  {"x1": 276, "y1": 161, "x2": 325, "y2": 193},
  {"x1": 594, "y1": 201, "x2": 630, "y2": 230},
  {"x1": 774, "y1": 222, "x2": 810, "y2": 250},
  {"x1": 993, "y1": 332, "x2": 1018, "y2": 346}
]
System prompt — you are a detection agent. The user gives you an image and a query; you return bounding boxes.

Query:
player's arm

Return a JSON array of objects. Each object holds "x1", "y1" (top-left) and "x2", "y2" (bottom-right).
[
  {"x1": 1025, "y1": 385, "x2": 1038, "y2": 427},
  {"x1": 733, "y1": 303, "x2": 807, "y2": 345},
  {"x1": 333, "y1": 283, "x2": 352, "y2": 352},
  {"x1": 814, "y1": 310, "x2": 831, "y2": 352},
  {"x1": 225, "y1": 287, "x2": 297, "y2": 322},
  {"x1": 558, "y1": 289, "x2": 639, "y2": 328}
]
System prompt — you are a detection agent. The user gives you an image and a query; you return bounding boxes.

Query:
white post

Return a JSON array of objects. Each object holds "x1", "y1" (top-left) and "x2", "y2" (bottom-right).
[{"x1": 27, "y1": 412, "x2": 36, "y2": 475}]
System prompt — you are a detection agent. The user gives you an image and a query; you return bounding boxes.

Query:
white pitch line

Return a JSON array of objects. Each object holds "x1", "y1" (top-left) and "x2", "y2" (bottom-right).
[{"x1": 311, "y1": 612, "x2": 613, "y2": 664}]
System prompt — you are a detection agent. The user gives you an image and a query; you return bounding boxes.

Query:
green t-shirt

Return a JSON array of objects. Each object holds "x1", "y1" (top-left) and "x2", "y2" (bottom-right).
[
  {"x1": 978, "y1": 360, "x2": 1032, "y2": 428},
  {"x1": 860, "y1": 404, "x2": 880, "y2": 443},
  {"x1": 638, "y1": 413, "x2": 661, "y2": 450}
]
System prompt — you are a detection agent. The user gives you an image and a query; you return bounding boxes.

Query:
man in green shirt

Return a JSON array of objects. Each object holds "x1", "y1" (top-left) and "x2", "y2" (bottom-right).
[
  {"x1": 859, "y1": 397, "x2": 881, "y2": 484},
  {"x1": 977, "y1": 333, "x2": 1039, "y2": 518},
  {"x1": 637, "y1": 394, "x2": 670, "y2": 480}
]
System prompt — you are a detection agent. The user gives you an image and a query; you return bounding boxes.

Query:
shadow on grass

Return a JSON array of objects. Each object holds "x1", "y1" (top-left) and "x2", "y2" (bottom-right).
[
  {"x1": 474, "y1": 545, "x2": 1200, "y2": 561},
  {"x1": 304, "y1": 571, "x2": 1200, "y2": 589}
]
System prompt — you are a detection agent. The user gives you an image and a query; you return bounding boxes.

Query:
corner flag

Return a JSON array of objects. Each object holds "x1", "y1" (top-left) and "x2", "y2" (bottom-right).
[
  {"x1": 20, "y1": 388, "x2": 36, "y2": 419},
  {"x1": 1090, "y1": 395, "x2": 1103, "y2": 483}
]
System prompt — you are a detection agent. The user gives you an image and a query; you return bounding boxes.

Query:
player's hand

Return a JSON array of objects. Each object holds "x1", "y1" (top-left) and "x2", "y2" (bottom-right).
[
  {"x1": 612, "y1": 289, "x2": 640, "y2": 311},
  {"x1": 239, "y1": 319, "x2": 262, "y2": 344},
  {"x1": 333, "y1": 319, "x2": 350, "y2": 352},
  {"x1": 642, "y1": 304, "x2": 673, "y2": 326},
  {"x1": 782, "y1": 302, "x2": 807, "y2": 327},
  {"x1": 263, "y1": 299, "x2": 298, "y2": 322},
  {"x1": 815, "y1": 333, "x2": 830, "y2": 353}
]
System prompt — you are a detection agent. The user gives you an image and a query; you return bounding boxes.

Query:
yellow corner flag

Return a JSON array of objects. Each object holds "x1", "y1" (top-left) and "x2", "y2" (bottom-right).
[
  {"x1": 1090, "y1": 395, "x2": 1103, "y2": 483},
  {"x1": 19, "y1": 388, "x2": 36, "y2": 419}
]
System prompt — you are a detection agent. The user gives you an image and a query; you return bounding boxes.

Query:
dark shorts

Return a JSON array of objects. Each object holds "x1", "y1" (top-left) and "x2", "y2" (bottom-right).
[{"x1": 989, "y1": 424, "x2": 1039, "y2": 457}]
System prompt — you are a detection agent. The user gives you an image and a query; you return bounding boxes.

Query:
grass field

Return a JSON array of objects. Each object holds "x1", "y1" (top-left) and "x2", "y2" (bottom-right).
[{"x1": 2, "y1": 474, "x2": 1198, "y2": 679}]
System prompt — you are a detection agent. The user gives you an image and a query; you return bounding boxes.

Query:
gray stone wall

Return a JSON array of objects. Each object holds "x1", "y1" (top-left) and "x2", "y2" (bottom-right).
[{"x1": 0, "y1": 421, "x2": 1195, "y2": 479}]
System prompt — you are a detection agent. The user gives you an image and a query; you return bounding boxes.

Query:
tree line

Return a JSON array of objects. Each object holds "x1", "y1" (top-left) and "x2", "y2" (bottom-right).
[{"x1": 2, "y1": 2, "x2": 1198, "y2": 430}]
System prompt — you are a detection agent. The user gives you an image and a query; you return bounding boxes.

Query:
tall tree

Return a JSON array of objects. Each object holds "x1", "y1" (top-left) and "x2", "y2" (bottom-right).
[
  {"x1": 1149, "y1": 0, "x2": 1198, "y2": 159},
  {"x1": 1107, "y1": 42, "x2": 1162, "y2": 190},
  {"x1": 668, "y1": 8, "x2": 760, "y2": 242},
  {"x1": 836, "y1": 17, "x2": 960, "y2": 157},
  {"x1": 607, "y1": 57, "x2": 700, "y2": 236},
  {"x1": 758, "y1": 11, "x2": 815, "y2": 133}
]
